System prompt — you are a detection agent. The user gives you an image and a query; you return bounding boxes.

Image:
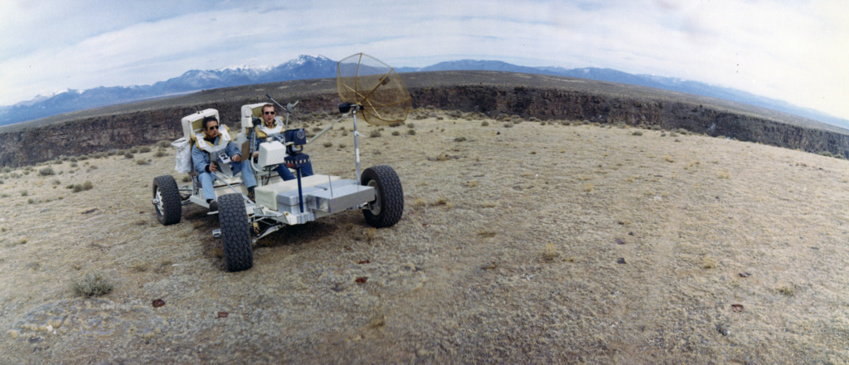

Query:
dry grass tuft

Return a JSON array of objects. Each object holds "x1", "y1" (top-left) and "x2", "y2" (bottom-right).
[
  {"x1": 477, "y1": 231, "x2": 497, "y2": 238},
  {"x1": 480, "y1": 201, "x2": 498, "y2": 208},
  {"x1": 433, "y1": 197, "x2": 450, "y2": 206},
  {"x1": 72, "y1": 271, "x2": 114, "y2": 297},
  {"x1": 777, "y1": 285, "x2": 796, "y2": 297},
  {"x1": 131, "y1": 262, "x2": 151, "y2": 272},
  {"x1": 542, "y1": 243, "x2": 559, "y2": 262}
]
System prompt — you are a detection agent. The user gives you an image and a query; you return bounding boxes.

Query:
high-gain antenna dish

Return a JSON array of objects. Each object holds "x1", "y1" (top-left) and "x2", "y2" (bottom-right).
[{"x1": 337, "y1": 53, "x2": 412, "y2": 126}]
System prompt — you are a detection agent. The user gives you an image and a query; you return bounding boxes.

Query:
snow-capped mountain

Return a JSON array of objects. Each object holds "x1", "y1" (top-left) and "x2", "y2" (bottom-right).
[
  {"x1": 0, "y1": 55, "x2": 337, "y2": 126},
  {"x1": 1, "y1": 54, "x2": 846, "y2": 130}
]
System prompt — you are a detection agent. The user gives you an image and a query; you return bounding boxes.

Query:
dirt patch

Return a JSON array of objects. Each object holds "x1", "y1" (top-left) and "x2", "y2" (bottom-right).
[{"x1": 1, "y1": 113, "x2": 848, "y2": 363}]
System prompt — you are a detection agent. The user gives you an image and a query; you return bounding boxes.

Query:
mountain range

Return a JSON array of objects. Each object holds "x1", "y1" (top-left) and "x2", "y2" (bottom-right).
[{"x1": 2, "y1": 55, "x2": 846, "y2": 130}]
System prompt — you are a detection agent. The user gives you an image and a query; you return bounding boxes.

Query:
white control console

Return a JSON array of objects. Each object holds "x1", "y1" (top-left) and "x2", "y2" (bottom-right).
[{"x1": 258, "y1": 141, "x2": 287, "y2": 168}]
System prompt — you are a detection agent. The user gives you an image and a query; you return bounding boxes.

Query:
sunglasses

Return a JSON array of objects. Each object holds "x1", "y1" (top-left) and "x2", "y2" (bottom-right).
[
  {"x1": 264, "y1": 111, "x2": 275, "y2": 115},
  {"x1": 207, "y1": 125, "x2": 219, "y2": 130}
]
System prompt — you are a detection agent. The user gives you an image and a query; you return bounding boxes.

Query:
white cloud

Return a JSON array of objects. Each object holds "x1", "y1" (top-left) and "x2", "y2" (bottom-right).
[{"x1": 0, "y1": 0, "x2": 847, "y2": 120}]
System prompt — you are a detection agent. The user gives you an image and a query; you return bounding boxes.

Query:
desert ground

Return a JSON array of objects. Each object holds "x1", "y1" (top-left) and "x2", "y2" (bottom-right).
[{"x1": 1, "y1": 111, "x2": 848, "y2": 364}]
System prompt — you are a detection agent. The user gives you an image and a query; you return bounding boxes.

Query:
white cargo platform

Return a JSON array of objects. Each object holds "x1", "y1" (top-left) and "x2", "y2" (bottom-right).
[{"x1": 255, "y1": 174, "x2": 340, "y2": 211}]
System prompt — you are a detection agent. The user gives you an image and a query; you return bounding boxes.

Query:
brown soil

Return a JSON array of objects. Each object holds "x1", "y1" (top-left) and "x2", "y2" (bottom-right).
[{"x1": 1, "y1": 112, "x2": 848, "y2": 363}]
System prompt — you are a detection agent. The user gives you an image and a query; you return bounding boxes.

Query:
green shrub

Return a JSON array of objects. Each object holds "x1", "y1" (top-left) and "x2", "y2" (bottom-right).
[
  {"x1": 38, "y1": 167, "x2": 55, "y2": 176},
  {"x1": 72, "y1": 271, "x2": 113, "y2": 297},
  {"x1": 139, "y1": 146, "x2": 151, "y2": 153},
  {"x1": 71, "y1": 181, "x2": 94, "y2": 193}
]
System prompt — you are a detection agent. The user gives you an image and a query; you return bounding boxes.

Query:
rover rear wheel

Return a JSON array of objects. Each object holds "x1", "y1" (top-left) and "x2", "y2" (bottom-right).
[
  {"x1": 361, "y1": 165, "x2": 404, "y2": 228},
  {"x1": 153, "y1": 175, "x2": 182, "y2": 225}
]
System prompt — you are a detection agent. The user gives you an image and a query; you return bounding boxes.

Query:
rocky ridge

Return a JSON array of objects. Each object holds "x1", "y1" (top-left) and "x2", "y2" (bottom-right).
[{"x1": 1, "y1": 71, "x2": 847, "y2": 167}]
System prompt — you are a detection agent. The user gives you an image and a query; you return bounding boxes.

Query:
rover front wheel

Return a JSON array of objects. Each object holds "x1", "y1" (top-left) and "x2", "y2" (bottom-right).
[{"x1": 218, "y1": 193, "x2": 253, "y2": 272}]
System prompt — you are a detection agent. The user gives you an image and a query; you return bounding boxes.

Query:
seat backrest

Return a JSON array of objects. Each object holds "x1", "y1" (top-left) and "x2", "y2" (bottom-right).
[
  {"x1": 241, "y1": 102, "x2": 270, "y2": 134},
  {"x1": 181, "y1": 109, "x2": 220, "y2": 142}
]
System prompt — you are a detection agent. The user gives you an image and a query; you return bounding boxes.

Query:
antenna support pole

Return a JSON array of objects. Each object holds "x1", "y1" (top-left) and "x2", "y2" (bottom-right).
[{"x1": 352, "y1": 108, "x2": 362, "y2": 182}]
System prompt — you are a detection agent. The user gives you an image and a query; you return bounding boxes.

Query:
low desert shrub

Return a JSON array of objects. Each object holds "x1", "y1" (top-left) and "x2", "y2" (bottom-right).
[
  {"x1": 369, "y1": 130, "x2": 381, "y2": 138},
  {"x1": 72, "y1": 271, "x2": 114, "y2": 297},
  {"x1": 38, "y1": 166, "x2": 55, "y2": 176},
  {"x1": 70, "y1": 181, "x2": 94, "y2": 193}
]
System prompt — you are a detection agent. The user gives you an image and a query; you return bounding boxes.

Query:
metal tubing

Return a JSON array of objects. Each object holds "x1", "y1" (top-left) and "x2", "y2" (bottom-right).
[
  {"x1": 296, "y1": 168, "x2": 304, "y2": 213},
  {"x1": 307, "y1": 113, "x2": 349, "y2": 145},
  {"x1": 353, "y1": 109, "x2": 361, "y2": 182},
  {"x1": 212, "y1": 171, "x2": 252, "y2": 205}
]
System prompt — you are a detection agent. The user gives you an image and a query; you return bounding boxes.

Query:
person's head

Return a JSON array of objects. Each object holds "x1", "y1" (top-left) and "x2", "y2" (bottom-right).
[
  {"x1": 261, "y1": 104, "x2": 276, "y2": 125},
  {"x1": 202, "y1": 116, "x2": 220, "y2": 139}
]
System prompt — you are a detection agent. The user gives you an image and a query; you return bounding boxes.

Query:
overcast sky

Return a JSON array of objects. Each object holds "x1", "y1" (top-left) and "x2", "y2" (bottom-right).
[{"x1": 1, "y1": 0, "x2": 847, "y2": 120}]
